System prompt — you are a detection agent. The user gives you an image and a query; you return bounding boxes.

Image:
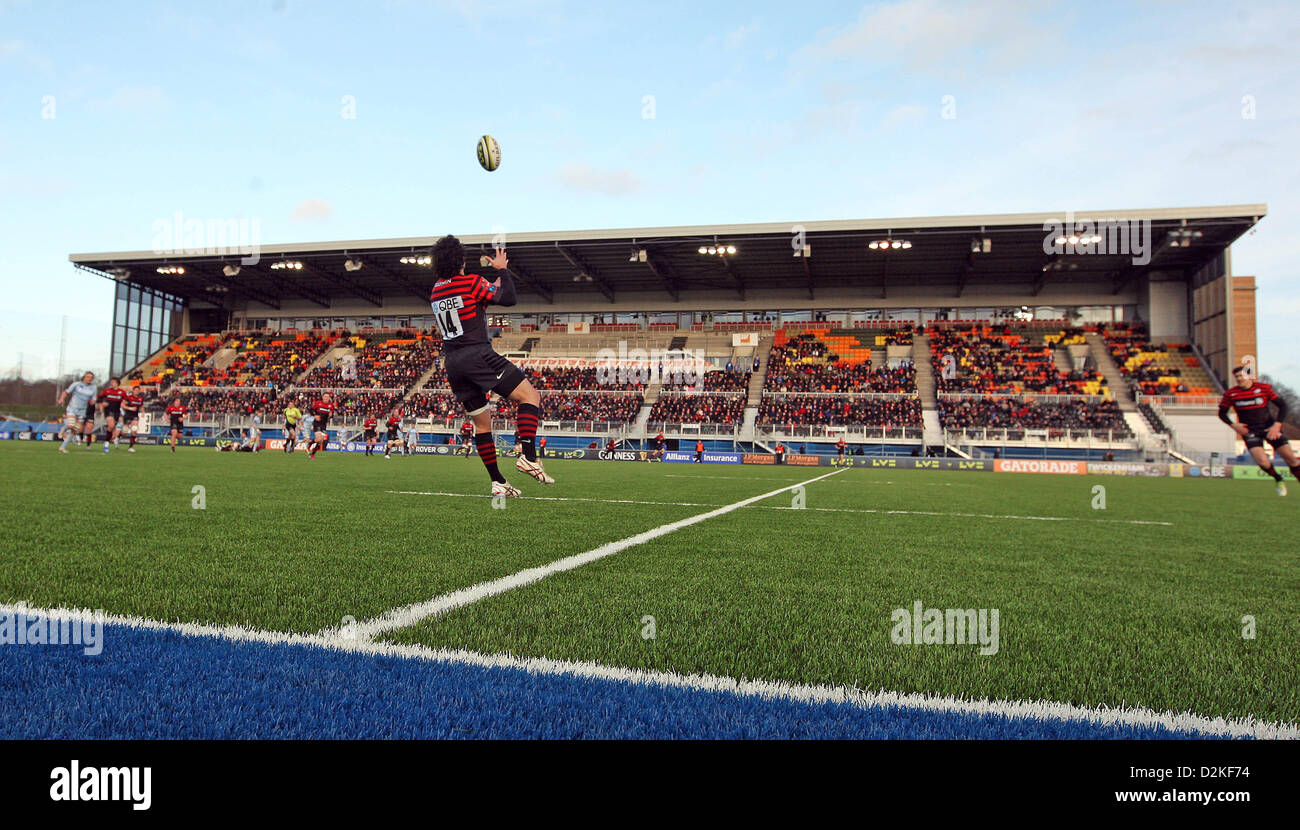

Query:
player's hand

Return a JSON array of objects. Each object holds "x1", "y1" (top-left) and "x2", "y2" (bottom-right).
[
  {"x1": 488, "y1": 247, "x2": 508, "y2": 270},
  {"x1": 1233, "y1": 423, "x2": 1250, "y2": 437},
  {"x1": 1267, "y1": 423, "x2": 1282, "y2": 441}
]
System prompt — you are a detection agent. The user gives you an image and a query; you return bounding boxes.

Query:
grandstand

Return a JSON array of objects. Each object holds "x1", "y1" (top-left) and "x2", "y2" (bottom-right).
[{"x1": 71, "y1": 205, "x2": 1266, "y2": 462}]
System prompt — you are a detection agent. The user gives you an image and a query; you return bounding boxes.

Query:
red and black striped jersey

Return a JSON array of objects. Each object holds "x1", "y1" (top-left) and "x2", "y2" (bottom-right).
[
  {"x1": 1219, "y1": 383, "x2": 1280, "y2": 428},
  {"x1": 165, "y1": 403, "x2": 187, "y2": 419},
  {"x1": 363, "y1": 417, "x2": 377, "y2": 430},
  {"x1": 386, "y1": 415, "x2": 402, "y2": 431},
  {"x1": 122, "y1": 393, "x2": 143, "y2": 411},
  {"x1": 460, "y1": 422, "x2": 474, "y2": 435},
  {"x1": 312, "y1": 401, "x2": 336, "y2": 420},
  {"x1": 429, "y1": 273, "x2": 498, "y2": 350},
  {"x1": 100, "y1": 387, "x2": 126, "y2": 404}
]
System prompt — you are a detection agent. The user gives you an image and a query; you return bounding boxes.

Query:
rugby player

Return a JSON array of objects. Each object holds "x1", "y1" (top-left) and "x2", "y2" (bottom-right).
[
  {"x1": 283, "y1": 400, "x2": 303, "y2": 453},
  {"x1": 383, "y1": 410, "x2": 404, "y2": 458},
  {"x1": 1219, "y1": 366, "x2": 1298, "y2": 496},
  {"x1": 247, "y1": 405, "x2": 263, "y2": 452},
  {"x1": 56, "y1": 372, "x2": 97, "y2": 454},
  {"x1": 120, "y1": 385, "x2": 144, "y2": 452},
  {"x1": 165, "y1": 396, "x2": 187, "y2": 453},
  {"x1": 362, "y1": 415, "x2": 379, "y2": 456},
  {"x1": 648, "y1": 432, "x2": 666, "y2": 462},
  {"x1": 308, "y1": 392, "x2": 334, "y2": 460},
  {"x1": 459, "y1": 420, "x2": 475, "y2": 458},
  {"x1": 97, "y1": 378, "x2": 126, "y2": 454},
  {"x1": 429, "y1": 237, "x2": 551, "y2": 496}
]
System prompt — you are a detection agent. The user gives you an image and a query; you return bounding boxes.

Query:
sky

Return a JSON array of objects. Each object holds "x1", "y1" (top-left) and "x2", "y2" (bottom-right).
[{"x1": 1, "y1": 0, "x2": 1297, "y2": 386}]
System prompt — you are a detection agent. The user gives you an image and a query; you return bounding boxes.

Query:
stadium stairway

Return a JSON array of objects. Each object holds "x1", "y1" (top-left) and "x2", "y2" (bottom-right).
[
  {"x1": 922, "y1": 410, "x2": 944, "y2": 449},
  {"x1": 746, "y1": 334, "x2": 772, "y2": 407},
  {"x1": 911, "y1": 334, "x2": 937, "y2": 410},
  {"x1": 207, "y1": 344, "x2": 237, "y2": 374},
  {"x1": 1085, "y1": 332, "x2": 1136, "y2": 412},
  {"x1": 1123, "y1": 412, "x2": 1151, "y2": 440},
  {"x1": 404, "y1": 361, "x2": 447, "y2": 401},
  {"x1": 912, "y1": 334, "x2": 942, "y2": 448},
  {"x1": 295, "y1": 342, "x2": 349, "y2": 386},
  {"x1": 633, "y1": 401, "x2": 653, "y2": 436},
  {"x1": 742, "y1": 405, "x2": 758, "y2": 441}
]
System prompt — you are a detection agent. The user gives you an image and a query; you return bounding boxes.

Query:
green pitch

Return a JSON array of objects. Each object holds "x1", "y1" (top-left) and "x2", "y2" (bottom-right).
[{"x1": 1, "y1": 441, "x2": 1296, "y2": 724}]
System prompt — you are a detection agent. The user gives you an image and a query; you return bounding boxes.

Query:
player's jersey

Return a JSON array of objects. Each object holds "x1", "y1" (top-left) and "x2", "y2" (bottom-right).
[
  {"x1": 1219, "y1": 383, "x2": 1280, "y2": 429},
  {"x1": 429, "y1": 273, "x2": 499, "y2": 350},
  {"x1": 363, "y1": 417, "x2": 377, "y2": 431},
  {"x1": 300, "y1": 414, "x2": 315, "y2": 432},
  {"x1": 311, "y1": 400, "x2": 335, "y2": 427},
  {"x1": 121, "y1": 392, "x2": 143, "y2": 415},
  {"x1": 166, "y1": 403, "x2": 187, "y2": 421},
  {"x1": 64, "y1": 381, "x2": 97, "y2": 413},
  {"x1": 387, "y1": 416, "x2": 401, "y2": 432},
  {"x1": 284, "y1": 406, "x2": 302, "y2": 426},
  {"x1": 100, "y1": 387, "x2": 126, "y2": 408}
]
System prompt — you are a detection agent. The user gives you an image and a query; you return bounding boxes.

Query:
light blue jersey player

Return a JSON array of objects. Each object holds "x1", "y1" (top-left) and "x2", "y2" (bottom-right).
[
  {"x1": 298, "y1": 412, "x2": 314, "y2": 451},
  {"x1": 56, "y1": 372, "x2": 98, "y2": 453}
]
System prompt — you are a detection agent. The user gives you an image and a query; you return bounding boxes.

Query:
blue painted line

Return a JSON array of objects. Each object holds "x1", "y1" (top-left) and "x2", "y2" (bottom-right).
[{"x1": 0, "y1": 622, "x2": 1228, "y2": 739}]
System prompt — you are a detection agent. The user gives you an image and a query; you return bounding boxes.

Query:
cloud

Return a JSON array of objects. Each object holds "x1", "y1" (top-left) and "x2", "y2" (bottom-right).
[
  {"x1": 554, "y1": 164, "x2": 642, "y2": 196},
  {"x1": 724, "y1": 21, "x2": 760, "y2": 51},
  {"x1": 290, "y1": 198, "x2": 334, "y2": 222},
  {"x1": 793, "y1": 0, "x2": 1053, "y2": 75},
  {"x1": 0, "y1": 175, "x2": 71, "y2": 197},
  {"x1": 0, "y1": 39, "x2": 53, "y2": 72},
  {"x1": 881, "y1": 103, "x2": 926, "y2": 129},
  {"x1": 91, "y1": 85, "x2": 167, "y2": 113}
]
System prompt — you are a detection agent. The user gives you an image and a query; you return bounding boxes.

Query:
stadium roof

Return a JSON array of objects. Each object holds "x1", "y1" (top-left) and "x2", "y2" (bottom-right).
[{"x1": 70, "y1": 204, "x2": 1266, "y2": 309}]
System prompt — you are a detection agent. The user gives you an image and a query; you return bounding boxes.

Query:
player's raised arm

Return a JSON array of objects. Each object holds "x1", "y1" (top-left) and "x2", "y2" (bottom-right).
[{"x1": 487, "y1": 248, "x2": 517, "y2": 307}]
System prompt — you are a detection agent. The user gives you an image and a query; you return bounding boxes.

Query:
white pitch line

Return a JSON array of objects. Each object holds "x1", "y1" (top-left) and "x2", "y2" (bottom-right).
[
  {"x1": 387, "y1": 490, "x2": 1173, "y2": 526},
  {"x1": 388, "y1": 490, "x2": 716, "y2": 508},
  {"x1": 663, "y1": 474, "x2": 808, "y2": 481},
  {"x1": 1, "y1": 601, "x2": 1293, "y2": 740},
  {"x1": 360, "y1": 468, "x2": 847, "y2": 638}
]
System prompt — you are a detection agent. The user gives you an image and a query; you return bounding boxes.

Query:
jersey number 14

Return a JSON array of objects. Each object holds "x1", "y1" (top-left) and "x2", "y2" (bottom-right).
[{"x1": 433, "y1": 296, "x2": 465, "y2": 340}]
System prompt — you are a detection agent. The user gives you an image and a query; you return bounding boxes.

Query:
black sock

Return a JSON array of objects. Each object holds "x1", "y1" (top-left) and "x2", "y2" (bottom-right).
[
  {"x1": 516, "y1": 403, "x2": 539, "y2": 462},
  {"x1": 1289, "y1": 465, "x2": 1300, "y2": 482},
  {"x1": 476, "y1": 432, "x2": 505, "y2": 483},
  {"x1": 1263, "y1": 465, "x2": 1283, "y2": 482}
]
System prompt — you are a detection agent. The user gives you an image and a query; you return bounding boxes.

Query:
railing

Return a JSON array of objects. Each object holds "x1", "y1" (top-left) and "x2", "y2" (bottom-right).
[
  {"x1": 644, "y1": 421, "x2": 742, "y2": 437},
  {"x1": 1135, "y1": 393, "x2": 1221, "y2": 407},
  {"x1": 937, "y1": 392, "x2": 1111, "y2": 404},
  {"x1": 760, "y1": 391, "x2": 919, "y2": 399},
  {"x1": 943, "y1": 428, "x2": 1134, "y2": 444},
  {"x1": 756, "y1": 425, "x2": 924, "y2": 441}
]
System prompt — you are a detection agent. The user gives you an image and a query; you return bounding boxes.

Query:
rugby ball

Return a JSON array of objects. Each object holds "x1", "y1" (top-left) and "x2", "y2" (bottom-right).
[{"x1": 476, "y1": 135, "x2": 501, "y2": 172}]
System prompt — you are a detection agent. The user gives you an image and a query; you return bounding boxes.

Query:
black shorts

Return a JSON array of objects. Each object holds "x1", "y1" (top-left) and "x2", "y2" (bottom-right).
[
  {"x1": 314, "y1": 419, "x2": 329, "y2": 433},
  {"x1": 445, "y1": 346, "x2": 525, "y2": 415},
  {"x1": 1243, "y1": 428, "x2": 1288, "y2": 450},
  {"x1": 85, "y1": 402, "x2": 96, "y2": 420},
  {"x1": 169, "y1": 418, "x2": 184, "y2": 432},
  {"x1": 121, "y1": 409, "x2": 139, "y2": 424},
  {"x1": 104, "y1": 405, "x2": 121, "y2": 420},
  {"x1": 285, "y1": 421, "x2": 299, "y2": 433},
  {"x1": 364, "y1": 429, "x2": 377, "y2": 440}
]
